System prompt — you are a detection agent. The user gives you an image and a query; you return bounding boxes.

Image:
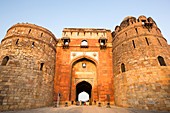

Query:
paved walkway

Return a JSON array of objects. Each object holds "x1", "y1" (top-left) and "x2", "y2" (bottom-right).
[{"x1": 1, "y1": 106, "x2": 169, "y2": 113}]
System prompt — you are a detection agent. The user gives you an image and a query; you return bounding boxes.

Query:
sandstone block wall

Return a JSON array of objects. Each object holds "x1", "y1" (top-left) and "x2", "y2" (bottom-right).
[
  {"x1": 112, "y1": 15, "x2": 170, "y2": 111},
  {"x1": 0, "y1": 23, "x2": 57, "y2": 111}
]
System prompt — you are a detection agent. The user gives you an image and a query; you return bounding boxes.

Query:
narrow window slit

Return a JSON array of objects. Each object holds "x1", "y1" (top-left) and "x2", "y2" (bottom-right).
[
  {"x1": 157, "y1": 38, "x2": 162, "y2": 46},
  {"x1": 132, "y1": 40, "x2": 136, "y2": 48},
  {"x1": 28, "y1": 29, "x2": 31, "y2": 34},
  {"x1": 16, "y1": 39, "x2": 19, "y2": 45},
  {"x1": 135, "y1": 28, "x2": 138, "y2": 34},
  {"x1": 40, "y1": 33, "x2": 43, "y2": 37},
  {"x1": 121, "y1": 63, "x2": 126, "y2": 73},
  {"x1": 145, "y1": 37, "x2": 149, "y2": 46}
]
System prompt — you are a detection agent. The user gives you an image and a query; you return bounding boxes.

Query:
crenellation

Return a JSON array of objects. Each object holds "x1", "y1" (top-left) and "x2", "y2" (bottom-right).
[{"x1": 62, "y1": 28, "x2": 109, "y2": 39}]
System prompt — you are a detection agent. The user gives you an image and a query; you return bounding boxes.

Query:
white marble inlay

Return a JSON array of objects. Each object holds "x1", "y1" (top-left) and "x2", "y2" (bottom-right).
[{"x1": 70, "y1": 52, "x2": 98, "y2": 62}]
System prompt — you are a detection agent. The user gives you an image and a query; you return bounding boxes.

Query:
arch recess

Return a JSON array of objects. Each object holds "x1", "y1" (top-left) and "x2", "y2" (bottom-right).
[
  {"x1": 76, "y1": 81, "x2": 92, "y2": 101},
  {"x1": 70, "y1": 55, "x2": 98, "y2": 67}
]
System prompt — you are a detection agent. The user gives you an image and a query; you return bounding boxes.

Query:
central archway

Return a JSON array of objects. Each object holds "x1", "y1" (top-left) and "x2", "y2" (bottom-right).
[
  {"x1": 70, "y1": 57, "x2": 98, "y2": 103},
  {"x1": 76, "y1": 81, "x2": 92, "y2": 101}
]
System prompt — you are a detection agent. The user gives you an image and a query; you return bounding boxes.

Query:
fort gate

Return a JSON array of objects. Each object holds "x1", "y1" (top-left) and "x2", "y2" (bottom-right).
[
  {"x1": 0, "y1": 15, "x2": 170, "y2": 111},
  {"x1": 54, "y1": 28, "x2": 114, "y2": 105}
]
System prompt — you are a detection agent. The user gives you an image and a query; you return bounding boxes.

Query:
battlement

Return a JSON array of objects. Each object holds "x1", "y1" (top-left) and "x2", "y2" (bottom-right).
[
  {"x1": 114, "y1": 15, "x2": 157, "y2": 33},
  {"x1": 2, "y1": 23, "x2": 57, "y2": 50},
  {"x1": 7, "y1": 23, "x2": 56, "y2": 38},
  {"x1": 62, "y1": 28, "x2": 111, "y2": 39}
]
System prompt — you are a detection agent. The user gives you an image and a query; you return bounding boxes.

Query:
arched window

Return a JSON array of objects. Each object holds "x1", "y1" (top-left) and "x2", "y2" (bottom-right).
[
  {"x1": 158, "y1": 56, "x2": 166, "y2": 66},
  {"x1": 81, "y1": 40, "x2": 88, "y2": 47},
  {"x1": 1, "y1": 56, "x2": 9, "y2": 66},
  {"x1": 121, "y1": 63, "x2": 126, "y2": 73},
  {"x1": 40, "y1": 63, "x2": 44, "y2": 71}
]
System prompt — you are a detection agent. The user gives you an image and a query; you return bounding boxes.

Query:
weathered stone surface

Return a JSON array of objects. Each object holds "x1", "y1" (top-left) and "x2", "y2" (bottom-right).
[
  {"x1": 112, "y1": 16, "x2": 170, "y2": 111},
  {"x1": 0, "y1": 15, "x2": 170, "y2": 112},
  {"x1": 0, "y1": 23, "x2": 57, "y2": 111}
]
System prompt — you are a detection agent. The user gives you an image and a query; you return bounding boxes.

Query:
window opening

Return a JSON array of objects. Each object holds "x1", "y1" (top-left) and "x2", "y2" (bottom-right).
[
  {"x1": 132, "y1": 40, "x2": 136, "y2": 48},
  {"x1": 41, "y1": 33, "x2": 43, "y2": 37},
  {"x1": 99, "y1": 37, "x2": 107, "y2": 49},
  {"x1": 142, "y1": 20, "x2": 146, "y2": 25},
  {"x1": 28, "y1": 29, "x2": 31, "y2": 34},
  {"x1": 157, "y1": 38, "x2": 162, "y2": 46},
  {"x1": 121, "y1": 63, "x2": 125, "y2": 72},
  {"x1": 32, "y1": 42, "x2": 35, "y2": 47},
  {"x1": 40, "y1": 63, "x2": 44, "y2": 71},
  {"x1": 62, "y1": 37, "x2": 70, "y2": 49},
  {"x1": 1, "y1": 56, "x2": 9, "y2": 66},
  {"x1": 81, "y1": 40, "x2": 88, "y2": 48},
  {"x1": 82, "y1": 63, "x2": 86, "y2": 68},
  {"x1": 158, "y1": 56, "x2": 166, "y2": 66},
  {"x1": 64, "y1": 40, "x2": 69, "y2": 45},
  {"x1": 145, "y1": 37, "x2": 149, "y2": 46},
  {"x1": 135, "y1": 28, "x2": 138, "y2": 34},
  {"x1": 16, "y1": 39, "x2": 19, "y2": 45},
  {"x1": 125, "y1": 32, "x2": 127, "y2": 37},
  {"x1": 100, "y1": 40, "x2": 105, "y2": 46}
]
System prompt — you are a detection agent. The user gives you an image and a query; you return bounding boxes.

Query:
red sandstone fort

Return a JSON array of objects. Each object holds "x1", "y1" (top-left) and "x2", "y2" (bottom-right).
[{"x1": 0, "y1": 15, "x2": 170, "y2": 111}]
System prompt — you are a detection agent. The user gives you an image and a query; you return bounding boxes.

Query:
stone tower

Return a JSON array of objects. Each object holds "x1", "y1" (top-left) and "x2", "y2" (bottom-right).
[
  {"x1": 0, "y1": 23, "x2": 57, "y2": 110},
  {"x1": 54, "y1": 28, "x2": 114, "y2": 105},
  {"x1": 112, "y1": 15, "x2": 170, "y2": 111}
]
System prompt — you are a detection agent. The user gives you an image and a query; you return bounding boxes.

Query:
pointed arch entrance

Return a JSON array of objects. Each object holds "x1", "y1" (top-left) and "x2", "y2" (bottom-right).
[
  {"x1": 70, "y1": 57, "x2": 98, "y2": 103},
  {"x1": 76, "y1": 81, "x2": 92, "y2": 101}
]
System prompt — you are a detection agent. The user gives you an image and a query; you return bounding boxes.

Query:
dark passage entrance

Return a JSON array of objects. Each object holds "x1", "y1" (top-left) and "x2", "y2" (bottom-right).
[{"x1": 76, "y1": 81, "x2": 92, "y2": 102}]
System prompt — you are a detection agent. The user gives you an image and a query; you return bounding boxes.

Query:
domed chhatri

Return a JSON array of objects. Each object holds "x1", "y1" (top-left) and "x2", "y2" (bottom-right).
[{"x1": 0, "y1": 15, "x2": 170, "y2": 111}]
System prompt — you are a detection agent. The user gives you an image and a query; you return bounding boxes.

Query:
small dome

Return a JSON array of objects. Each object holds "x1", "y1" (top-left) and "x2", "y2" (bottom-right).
[
  {"x1": 138, "y1": 15, "x2": 147, "y2": 19},
  {"x1": 123, "y1": 16, "x2": 134, "y2": 21}
]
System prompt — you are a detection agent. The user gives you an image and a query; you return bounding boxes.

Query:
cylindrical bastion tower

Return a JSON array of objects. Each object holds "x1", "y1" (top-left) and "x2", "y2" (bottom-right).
[
  {"x1": 112, "y1": 15, "x2": 170, "y2": 111},
  {"x1": 0, "y1": 23, "x2": 57, "y2": 111}
]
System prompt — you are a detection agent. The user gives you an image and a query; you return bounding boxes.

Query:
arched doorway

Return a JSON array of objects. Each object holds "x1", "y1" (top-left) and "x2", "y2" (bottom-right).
[
  {"x1": 76, "y1": 81, "x2": 92, "y2": 101},
  {"x1": 70, "y1": 58, "x2": 98, "y2": 102}
]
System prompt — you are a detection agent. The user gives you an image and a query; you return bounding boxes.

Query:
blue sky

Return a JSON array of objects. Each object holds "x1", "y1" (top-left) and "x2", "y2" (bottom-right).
[{"x1": 0, "y1": 0, "x2": 170, "y2": 43}]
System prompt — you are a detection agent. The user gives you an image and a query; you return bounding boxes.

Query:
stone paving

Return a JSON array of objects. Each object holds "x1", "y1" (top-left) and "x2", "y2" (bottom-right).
[{"x1": 1, "y1": 106, "x2": 169, "y2": 113}]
